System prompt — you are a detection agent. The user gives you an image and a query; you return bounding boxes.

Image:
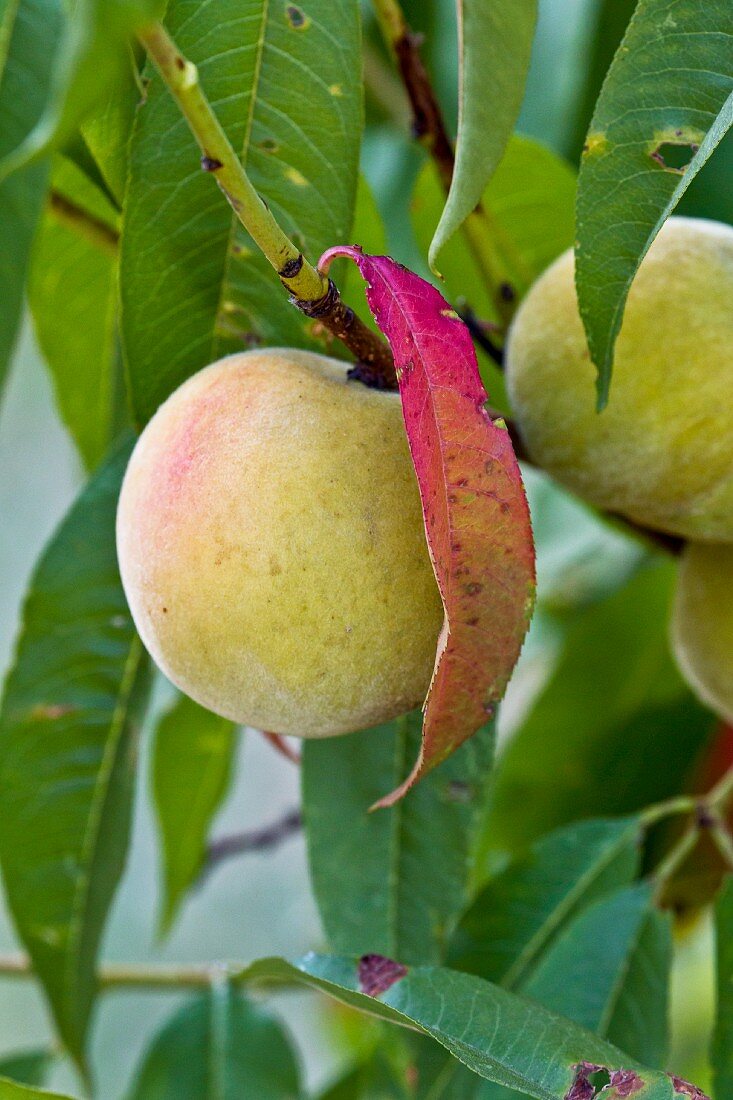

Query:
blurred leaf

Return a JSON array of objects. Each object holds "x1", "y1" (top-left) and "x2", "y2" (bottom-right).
[
  {"x1": 712, "y1": 876, "x2": 733, "y2": 1095},
  {"x1": 127, "y1": 984, "x2": 301, "y2": 1099},
  {"x1": 0, "y1": 1082, "x2": 73, "y2": 1100},
  {"x1": 449, "y1": 816, "x2": 641, "y2": 985},
  {"x1": 240, "y1": 954, "x2": 681, "y2": 1098},
  {"x1": 335, "y1": 174, "x2": 387, "y2": 333},
  {"x1": 0, "y1": 0, "x2": 165, "y2": 175},
  {"x1": 152, "y1": 693, "x2": 237, "y2": 934},
  {"x1": 0, "y1": 439, "x2": 151, "y2": 1067},
  {"x1": 429, "y1": 1, "x2": 537, "y2": 272},
  {"x1": 486, "y1": 562, "x2": 716, "y2": 852},
  {"x1": 316, "y1": 1052, "x2": 411, "y2": 1100},
  {"x1": 0, "y1": 0, "x2": 62, "y2": 394},
  {"x1": 28, "y1": 158, "x2": 120, "y2": 470},
  {"x1": 303, "y1": 712, "x2": 494, "y2": 965},
  {"x1": 0, "y1": 1053, "x2": 52, "y2": 1089},
  {"x1": 525, "y1": 467, "x2": 647, "y2": 614},
  {"x1": 576, "y1": 0, "x2": 733, "y2": 405},
  {"x1": 121, "y1": 0, "x2": 362, "y2": 426}
]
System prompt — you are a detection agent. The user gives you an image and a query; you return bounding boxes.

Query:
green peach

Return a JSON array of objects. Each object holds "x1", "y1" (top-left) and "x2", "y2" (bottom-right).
[
  {"x1": 116, "y1": 348, "x2": 443, "y2": 737},
  {"x1": 506, "y1": 217, "x2": 733, "y2": 540},
  {"x1": 672, "y1": 542, "x2": 733, "y2": 724}
]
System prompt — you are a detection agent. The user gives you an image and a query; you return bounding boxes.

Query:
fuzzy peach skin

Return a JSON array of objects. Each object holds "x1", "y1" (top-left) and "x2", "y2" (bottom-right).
[
  {"x1": 672, "y1": 542, "x2": 733, "y2": 725},
  {"x1": 116, "y1": 349, "x2": 443, "y2": 737},
  {"x1": 506, "y1": 217, "x2": 733, "y2": 541}
]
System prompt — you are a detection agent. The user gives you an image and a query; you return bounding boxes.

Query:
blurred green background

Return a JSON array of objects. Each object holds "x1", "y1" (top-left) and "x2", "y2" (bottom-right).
[{"x1": 0, "y1": 0, "x2": 728, "y2": 1093}]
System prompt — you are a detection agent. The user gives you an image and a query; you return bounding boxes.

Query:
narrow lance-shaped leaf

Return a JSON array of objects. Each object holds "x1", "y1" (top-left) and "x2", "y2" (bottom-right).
[
  {"x1": 303, "y1": 712, "x2": 494, "y2": 965},
  {"x1": 320, "y1": 248, "x2": 535, "y2": 807},
  {"x1": 28, "y1": 156, "x2": 121, "y2": 470},
  {"x1": 239, "y1": 954, "x2": 691, "y2": 1100},
  {"x1": 0, "y1": 439, "x2": 151, "y2": 1068},
  {"x1": 576, "y1": 0, "x2": 733, "y2": 406},
  {"x1": 153, "y1": 693, "x2": 237, "y2": 935},
  {"x1": 0, "y1": 0, "x2": 63, "y2": 395},
  {"x1": 127, "y1": 984, "x2": 301, "y2": 1100},
  {"x1": 122, "y1": 0, "x2": 362, "y2": 426},
  {"x1": 428, "y1": 0, "x2": 537, "y2": 272},
  {"x1": 448, "y1": 816, "x2": 642, "y2": 986}
]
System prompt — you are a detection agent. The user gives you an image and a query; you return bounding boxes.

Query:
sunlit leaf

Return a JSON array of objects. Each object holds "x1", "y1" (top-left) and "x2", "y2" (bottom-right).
[
  {"x1": 121, "y1": 0, "x2": 362, "y2": 425},
  {"x1": 428, "y1": 1, "x2": 537, "y2": 272}
]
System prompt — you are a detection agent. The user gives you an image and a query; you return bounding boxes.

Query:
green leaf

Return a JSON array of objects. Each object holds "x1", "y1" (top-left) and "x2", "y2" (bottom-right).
[
  {"x1": 0, "y1": 0, "x2": 165, "y2": 176},
  {"x1": 0, "y1": 439, "x2": 151, "y2": 1067},
  {"x1": 28, "y1": 157, "x2": 120, "y2": 470},
  {"x1": 575, "y1": 0, "x2": 733, "y2": 406},
  {"x1": 240, "y1": 955, "x2": 680, "y2": 1099},
  {"x1": 127, "y1": 984, "x2": 301, "y2": 1099},
  {"x1": 152, "y1": 692, "x2": 237, "y2": 934},
  {"x1": 0, "y1": 0, "x2": 63, "y2": 394},
  {"x1": 471, "y1": 886, "x2": 671, "y2": 1100},
  {"x1": 303, "y1": 712, "x2": 494, "y2": 966},
  {"x1": 428, "y1": 1, "x2": 537, "y2": 272},
  {"x1": 712, "y1": 876, "x2": 733, "y2": 1095},
  {"x1": 0, "y1": 1053, "x2": 52, "y2": 1089},
  {"x1": 121, "y1": 0, "x2": 362, "y2": 426},
  {"x1": 0, "y1": 1081, "x2": 73, "y2": 1100},
  {"x1": 485, "y1": 562, "x2": 716, "y2": 852},
  {"x1": 448, "y1": 816, "x2": 641, "y2": 986},
  {"x1": 82, "y1": 45, "x2": 143, "y2": 206},
  {"x1": 316, "y1": 1053, "x2": 410, "y2": 1100}
]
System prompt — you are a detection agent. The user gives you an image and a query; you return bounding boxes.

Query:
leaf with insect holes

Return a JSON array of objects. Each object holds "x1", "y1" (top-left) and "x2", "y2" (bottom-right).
[{"x1": 319, "y1": 249, "x2": 535, "y2": 808}]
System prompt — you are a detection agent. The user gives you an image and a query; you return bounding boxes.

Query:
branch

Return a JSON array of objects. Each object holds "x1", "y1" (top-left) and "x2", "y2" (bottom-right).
[
  {"x1": 48, "y1": 191, "x2": 120, "y2": 255},
  {"x1": 137, "y1": 22, "x2": 397, "y2": 389},
  {"x1": 201, "y1": 809, "x2": 303, "y2": 883}
]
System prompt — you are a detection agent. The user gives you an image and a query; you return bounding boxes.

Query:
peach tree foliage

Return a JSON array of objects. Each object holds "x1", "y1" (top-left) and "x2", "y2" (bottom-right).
[{"x1": 0, "y1": 0, "x2": 730, "y2": 1098}]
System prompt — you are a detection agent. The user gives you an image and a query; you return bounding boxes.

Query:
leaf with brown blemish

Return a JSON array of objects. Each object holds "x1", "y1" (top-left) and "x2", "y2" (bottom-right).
[{"x1": 319, "y1": 248, "x2": 535, "y2": 808}]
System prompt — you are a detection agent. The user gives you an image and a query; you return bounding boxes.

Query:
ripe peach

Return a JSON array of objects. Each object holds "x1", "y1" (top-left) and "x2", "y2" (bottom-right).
[{"x1": 116, "y1": 349, "x2": 443, "y2": 736}]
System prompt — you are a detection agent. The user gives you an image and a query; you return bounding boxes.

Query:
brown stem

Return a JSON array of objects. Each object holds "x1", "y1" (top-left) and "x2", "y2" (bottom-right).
[
  {"x1": 201, "y1": 809, "x2": 302, "y2": 883},
  {"x1": 48, "y1": 191, "x2": 120, "y2": 255}
]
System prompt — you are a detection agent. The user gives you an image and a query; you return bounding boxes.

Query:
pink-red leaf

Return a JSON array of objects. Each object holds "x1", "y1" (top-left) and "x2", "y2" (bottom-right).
[{"x1": 320, "y1": 248, "x2": 536, "y2": 807}]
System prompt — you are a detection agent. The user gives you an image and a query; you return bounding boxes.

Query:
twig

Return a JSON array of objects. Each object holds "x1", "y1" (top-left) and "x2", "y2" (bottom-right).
[
  {"x1": 202, "y1": 809, "x2": 303, "y2": 882},
  {"x1": 137, "y1": 21, "x2": 396, "y2": 390},
  {"x1": 457, "y1": 304, "x2": 505, "y2": 368},
  {"x1": 261, "y1": 730, "x2": 301, "y2": 764},
  {"x1": 48, "y1": 191, "x2": 120, "y2": 256}
]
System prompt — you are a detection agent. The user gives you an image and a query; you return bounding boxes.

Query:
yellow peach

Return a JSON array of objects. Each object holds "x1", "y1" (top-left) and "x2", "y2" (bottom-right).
[
  {"x1": 116, "y1": 348, "x2": 443, "y2": 736},
  {"x1": 672, "y1": 542, "x2": 733, "y2": 724},
  {"x1": 506, "y1": 217, "x2": 733, "y2": 540}
]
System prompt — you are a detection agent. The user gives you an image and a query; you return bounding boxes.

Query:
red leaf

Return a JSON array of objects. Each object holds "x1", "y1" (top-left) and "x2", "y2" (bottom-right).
[{"x1": 320, "y1": 248, "x2": 536, "y2": 808}]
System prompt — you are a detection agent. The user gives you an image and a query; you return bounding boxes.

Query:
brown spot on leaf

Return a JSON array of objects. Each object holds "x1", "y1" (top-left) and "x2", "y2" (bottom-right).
[
  {"x1": 465, "y1": 582, "x2": 483, "y2": 596},
  {"x1": 565, "y1": 1064, "x2": 601, "y2": 1100},
  {"x1": 201, "y1": 155, "x2": 223, "y2": 172},
  {"x1": 285, "y1": 4, "x2": 309, "y2": 28},
  {"x1": 29, "y1": 703, "x2": 77, "y2": 721},
  {"x1": 669, "y1": 1076, "x2": 710, "y2": 1100},
  {"x1": 279, "y1": 254, "x2": 304, "y2": 279},
  {"x1": 358, "y1": 954, "x2": 407, "y2": 997},
  {"x1": 609, "y1": 1070, "x2": 644, "y2": 1096}
]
